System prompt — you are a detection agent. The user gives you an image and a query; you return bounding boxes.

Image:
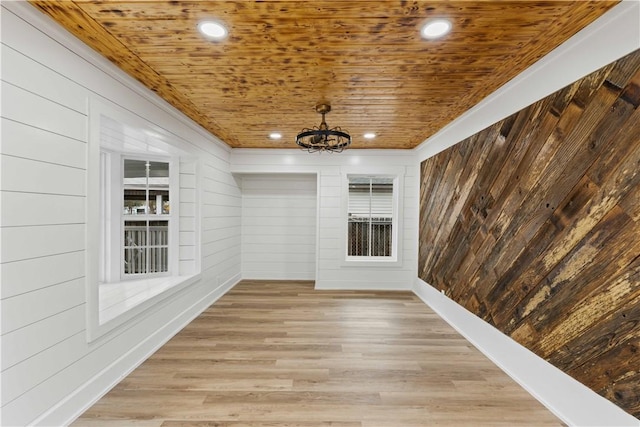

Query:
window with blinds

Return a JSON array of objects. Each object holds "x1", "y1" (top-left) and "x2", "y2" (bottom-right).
[{"x1": 347, "y1": 176, "x2": 394, "y2": 257}]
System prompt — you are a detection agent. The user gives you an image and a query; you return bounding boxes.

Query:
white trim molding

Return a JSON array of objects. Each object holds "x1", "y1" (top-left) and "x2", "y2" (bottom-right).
[{"x1": 413, "y1": 278, "x2": 640, "y2": 427}]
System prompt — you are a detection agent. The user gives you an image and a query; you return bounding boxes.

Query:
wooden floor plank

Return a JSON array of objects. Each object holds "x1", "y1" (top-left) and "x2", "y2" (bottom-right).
[{"x1": 72, "y1": 280, "x2": 563, "y2": 426}]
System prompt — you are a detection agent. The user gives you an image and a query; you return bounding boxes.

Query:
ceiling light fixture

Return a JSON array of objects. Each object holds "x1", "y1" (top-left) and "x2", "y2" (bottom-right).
[
  {"x1": 198, "y1": 20, "x2": 227, "y2": 40},
  {"x1": 363, "y1": 133, "x2": 376, "y2": 139},
  {"x1": 269, "y1": 132, "x2": 282, "y2": 140},
  {"x1": 296, "y1": 104, "x2": 351, "y2": 153},
  {"x1": 421, "y1": 19, "x2": 451, "y2": 40}
]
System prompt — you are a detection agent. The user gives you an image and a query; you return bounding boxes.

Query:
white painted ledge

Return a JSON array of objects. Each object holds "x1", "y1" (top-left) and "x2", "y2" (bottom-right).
[
  {"x1": 99, "y1": 275, "x2": 197, "y2": 324},
  {"x1": 413, "y1": 278, "x2": 639, "y2": 427}
]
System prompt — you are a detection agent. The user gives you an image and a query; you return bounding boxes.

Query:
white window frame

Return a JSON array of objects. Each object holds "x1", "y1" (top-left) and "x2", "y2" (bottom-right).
[
  {"x1": 87, "y1": 98, "x2": 201, "y2": 341},
  {"x1": 341, "y1": 168, "x2": 403, "y2": 266},
  {"x1": 100, "y1": 153, "x2": 178, "y2": 282}
]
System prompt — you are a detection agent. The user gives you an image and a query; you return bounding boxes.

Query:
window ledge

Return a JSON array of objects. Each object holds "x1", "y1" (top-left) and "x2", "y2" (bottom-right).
[
  {"x1": 342, "y1": 257, "x2": 401, "y2": 268},
  {"x1": 91, "y1": 273, "x2": 201, "y2": 340}
]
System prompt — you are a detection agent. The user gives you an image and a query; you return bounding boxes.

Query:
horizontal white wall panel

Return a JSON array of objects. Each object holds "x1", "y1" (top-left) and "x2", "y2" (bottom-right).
[
  {"x1": 202, "y1": 192, "x2": 241, "y2": 206},
  {"x1": 178, "y1": 201, "x2": 196, "y2": 217},
  {"x1": 1, "y1": 155, "x2": 85, "y2": 196},
  {"x1": 1, "y1": 278, "x2": 85, "y2": 335},
  {"x1": 242, "y1": 242, "x2": 315, "y2": 254},
  {"x1": 180, "y1": 187, "x2": 196, "y2": 203},
  {"x1": 179, "y1": 231, "x2": 196, "y2": 246},
  {"x1": 180, "y1": 216, "x2": 197, "y2": 231},
  {"x1": 242, "y1": 215, "x2": 315, "y2": 227},
  {"x1": 1, "y1": 82, "x2": 87, "y2": 142},
  {"x1": 179, "y1": 173, "x2": 196, "y2": 189},
  {"x1": 240, "y1": 234, "x2": 314, "y2": 246},
  {"x1": 1, "y1": 332, "x2": 86, "y2": 408},
  {"x1": 203, "y1": 227, "x2": 241, "y2": 244},
  {"x1": 1, "y1": 224, "x2": 84, "y2": 264},
  {"x1": 1, "y1": 251, "x2": 85, "y2": 299},
  {"x1": 203, "y1": 253, "x2": 241, "y2": 276},
  {"x1": 242, "y1": 207, "x2": 317, "y2": 218},
  {"x1": 243, "y1": 252, "x2": 316, "y2": 264},
  {"x1": 240, "y1": 174, "x2": 317, "y2": 281},
  {"x1": 202, "y1": 217, "x2": 241, "y2": 231},
  {"x1": 319, "y1": 195, "x2": 341, "y2": 208},
  {"x1": 2, "y1": 45, "x2": 88, "y2": 114},
  {"x1": 178, "y1": 246, "x2": 195, "y2": 261},
  {"x1": 1, "y1": 119, "x2": 87, "y2": 169},
  {"x1": 202, "y1": 204, "x2": 240, "y2": 218},
  {"x1": 0, "y1": 192, "x2": 85, "y2": 227},
  {"x1": 1, "y1": 305, "x2": 85, "y2": 371},
  {"x1": 318, "y1": 237, "x2": 342, "y2": 251},
  {"x1": 242, "y1": 225, "x2": 315, "y2": 237},
  {"x1": 242, "y1": 196, "x2": 317, "y2": 209}
]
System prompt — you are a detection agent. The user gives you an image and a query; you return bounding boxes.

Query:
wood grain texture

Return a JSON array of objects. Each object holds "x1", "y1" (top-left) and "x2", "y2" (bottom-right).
[
  {"x1": 71, "y1": 280, "x2": 562, "y2": 426},
  {"x1": 418, "y1": 49, "x2": 640, "y2": 418},
  {"x1": 29, "y1": 0, "x2": 617, "y2": 149}
]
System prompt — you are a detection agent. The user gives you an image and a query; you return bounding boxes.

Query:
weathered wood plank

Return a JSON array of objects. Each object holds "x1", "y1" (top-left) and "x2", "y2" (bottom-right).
[
  {"x1": 538, "y1": 256, "x2": 640, "y2": 361},
  {"x1": 491, "y1": 97, "x2": 640, "y2": 327},
  {"x1": 418, "y1": 49, "x2": 640, "y2": 418}
]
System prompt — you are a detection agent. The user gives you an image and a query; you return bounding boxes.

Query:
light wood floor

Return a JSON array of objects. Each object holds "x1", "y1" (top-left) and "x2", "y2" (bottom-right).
[{"x1": 73, "y1": 280, "x2": 563, "y2": 426}]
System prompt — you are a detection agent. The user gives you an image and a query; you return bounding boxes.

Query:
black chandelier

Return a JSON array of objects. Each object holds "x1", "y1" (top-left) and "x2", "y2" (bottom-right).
[{"x1": 296, "y1": 104, "x2": 351, "y2": 153}]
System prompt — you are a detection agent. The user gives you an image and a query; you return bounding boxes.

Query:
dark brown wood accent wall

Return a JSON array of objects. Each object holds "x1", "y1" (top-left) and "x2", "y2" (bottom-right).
[{"x1": 418, "y1": 49, "x2": 640, "y2": 418}]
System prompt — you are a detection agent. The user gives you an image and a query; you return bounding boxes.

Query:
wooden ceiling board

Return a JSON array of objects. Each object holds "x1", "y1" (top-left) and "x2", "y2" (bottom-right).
[{"x1": 30, "y1": 1, "x2": 619, "y2": 149}]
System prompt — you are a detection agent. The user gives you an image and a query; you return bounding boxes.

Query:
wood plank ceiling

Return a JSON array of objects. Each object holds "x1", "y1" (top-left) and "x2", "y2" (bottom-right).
[{"x1": 30, "y1": 1, "x2": 618, "y2": 149}]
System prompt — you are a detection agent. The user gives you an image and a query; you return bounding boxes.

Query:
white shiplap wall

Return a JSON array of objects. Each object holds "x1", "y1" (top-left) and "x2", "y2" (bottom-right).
[
  {"x1": 0, "y1": 4, "x2": 241, "y2": 426},
  {"x1": 230, "y1": 150, "x2": 418, "y2": 290},
  {"x1": 240, "y1": 174, "x2": 317, "y2": 280}
]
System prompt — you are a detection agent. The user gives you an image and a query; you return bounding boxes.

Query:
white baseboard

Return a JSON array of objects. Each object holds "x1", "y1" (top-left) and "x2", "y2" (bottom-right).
[
  {"x1": 412, "y1": 278, "x2": 638, "y2": 427},
  {"x1": 32, "y1": 273, "x2": 242, "y2": 427},
  {"x1": 241, "y1": 273, "x2": 316, "y2": 281},
  {"x1": 315, "y1": 280, "x2": 412, "y2": 291}
]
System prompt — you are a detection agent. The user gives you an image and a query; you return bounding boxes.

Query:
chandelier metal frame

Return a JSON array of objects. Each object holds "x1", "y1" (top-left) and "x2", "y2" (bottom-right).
[{"x1": 296, "y1": 104, "x2": 351, "y2": 153}]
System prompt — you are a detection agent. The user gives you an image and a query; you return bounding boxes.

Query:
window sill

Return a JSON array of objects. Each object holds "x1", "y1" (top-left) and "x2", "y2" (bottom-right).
[
  {"x1": 100, "y1": 275, "x2": 189, "y2": 324},
  {"x1": 342, "y1": 257, "x2": 401, "y2": 268},
  {"x1": 89, "y1": 273, "x2": 201, "y2": 341}
]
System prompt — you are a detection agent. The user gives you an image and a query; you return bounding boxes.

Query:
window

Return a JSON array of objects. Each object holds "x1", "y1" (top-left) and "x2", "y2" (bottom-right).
[
  {"x1": 100, "y1": 154, "x2": 177, "y2": 282},
  {"x1": 88, "y1": 99, "x2": 200, "y2": 341},
  {"x1": 347, "y1": 175, "x2": 397, "y2": 259},
  {"x1": 123, "y1": 159, "x2": 170, "y2": 276}
]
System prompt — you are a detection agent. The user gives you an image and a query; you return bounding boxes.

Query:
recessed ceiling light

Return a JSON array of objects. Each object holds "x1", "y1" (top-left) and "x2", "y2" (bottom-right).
[
  {"x1": 363, "y1": 133, "x2": 376, "y2": 139},
  {"x1": 198, "y1": 21, "x2": 227, "y2": 40},
  {"x1": 420, "y1": 19, "x2": 451, "y2": 40},
  {"x1": 269, "y1": 132, "x2": 282, "y2": 140}
]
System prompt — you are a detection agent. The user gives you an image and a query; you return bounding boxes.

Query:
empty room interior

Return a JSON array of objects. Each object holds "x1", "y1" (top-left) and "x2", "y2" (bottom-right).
[{"x1": 1, "y1": 1, "x2": 639, "y2": 426}]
